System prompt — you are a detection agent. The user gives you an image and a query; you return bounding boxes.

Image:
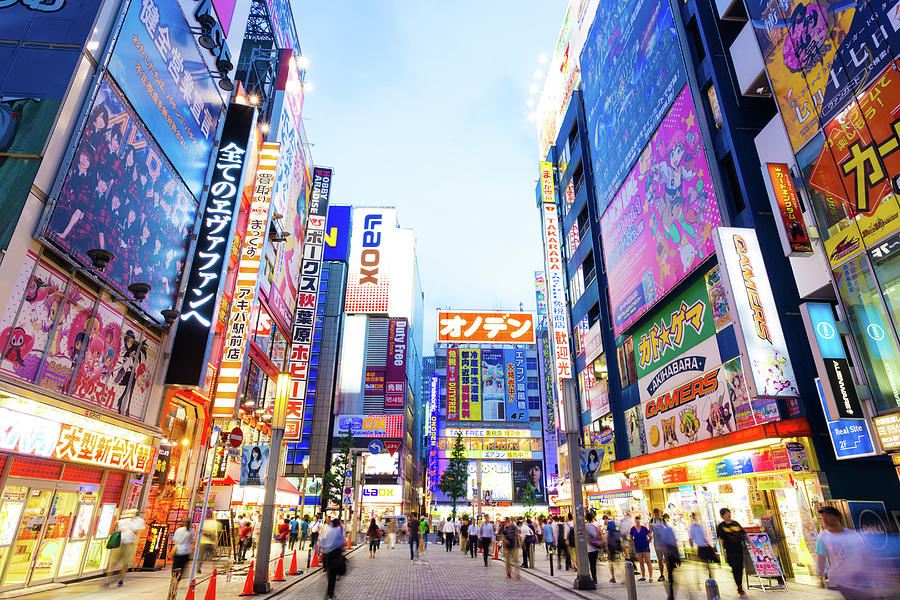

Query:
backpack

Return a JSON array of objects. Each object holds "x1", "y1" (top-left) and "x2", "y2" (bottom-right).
[
  {"x1": 567, "y1": 526, "x2": 575, "y2": 547},
  {"x1": 502, "y1": 525, "x2": 517, "y2": 547},
  {"x1": 106, "y1": 531, "x2": 121, "y2": 549}
]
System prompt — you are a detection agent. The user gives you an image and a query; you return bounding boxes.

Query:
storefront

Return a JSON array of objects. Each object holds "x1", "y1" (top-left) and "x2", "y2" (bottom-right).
[
  {"x1": 617, "y1": 427, "x2": 822, "y2": 580},
  {"x1": 0, "y1": 392, "x2": 155, "y2": 590}
]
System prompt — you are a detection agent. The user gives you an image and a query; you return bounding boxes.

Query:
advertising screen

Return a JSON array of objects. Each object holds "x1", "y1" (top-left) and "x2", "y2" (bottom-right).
[
  {"x1": 600, "y1": 85, "x2": 722, "y2": 336},
  {"x1": 385, "y1": 318, "x2": 407, "y2": 410},
  {"x1": 107, "y1": 0, "x2": 224, "y2": 198},
  {"x1": 466, "y1": 460, "x2": 512, "y2": 502},
  {"x1": 506, "y1": 348, "x2": 528, "y2": 422},
  {"x1": 332, "y1": 414, "x2": 403, "y2": 438},
  {"x1": 446, "y1": 347, "x2": 459, "y2": 421},
  {"x1": 437, "y1": 311, "x2": 535, "y2": 344},
  {"x1": 580, "y1": 0, "x2": 687, "y2": 211},
  {"x1": 0, "y1": 0, "x2": 103, "y2": 251},
  {"x1": 345, "y1": 208, "x2": 394, "y2": 313},
  {"x1": 43, "y1": 76, "x2": 196, "y2": 320},
  {"x1": 512, "y1": 460, "x2": 546, "y2": 503},
  {"x1": 746, "y1": 1, "x2": 900, "y2": 151},
  {"x1": 541, "y1": 202, "x2": 572, "y2": 428},
  {"x1": 323, "y1": 205, "x2": 352, "y2": 261}
]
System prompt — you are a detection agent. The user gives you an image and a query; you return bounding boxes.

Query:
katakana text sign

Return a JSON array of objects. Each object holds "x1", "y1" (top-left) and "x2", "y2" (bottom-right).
[{"x1": 438, "y1": 311, "x2": 535, "y2": 344}]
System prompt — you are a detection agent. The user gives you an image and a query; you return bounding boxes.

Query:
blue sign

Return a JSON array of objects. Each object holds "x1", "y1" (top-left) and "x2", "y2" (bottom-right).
[
  {"x1": 368, "y1": 439, "x2": 384, "y2": 455},
  {"x1": 580, "y1": 0, "x2": 687, "y2": 213},
  {"x1": 815, "y1": 379, "x2": 876, "y2": 460},
  {"x1": 323, "y1": 205, "x2": 352, "y2": 261},
  {"x1": 808, "y1": 302, "x2": 846, "y2": 360},
  {"x1": 847, "y1": 501, "x2": 891, "y2": 553},
  {"x1": 108, "y1": 0, "x2": 224, "y2": 199}
]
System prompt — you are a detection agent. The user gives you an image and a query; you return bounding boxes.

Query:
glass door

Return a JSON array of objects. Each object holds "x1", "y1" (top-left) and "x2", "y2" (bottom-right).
[
  {"x1": 29, "y1": 490, "x2": 78, "y2": 584},
  {"x1": 2, "y1": 488, "x2": 54, "y2": 586}
]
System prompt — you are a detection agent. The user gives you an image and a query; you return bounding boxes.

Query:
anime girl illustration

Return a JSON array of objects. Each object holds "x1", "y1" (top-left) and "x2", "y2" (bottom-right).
[
  {"x1": 661, "y1": 416, "x2": 679, "y2": 448},
  {"x1": 679, "y1": 407, "x2": 701, "y2": 443},
  {"x1": 0, "y1": 327, "x2": 33, "y2": 368},
  {"x1": 706, "y1": 397, "x2": 733, "y2": 437},
  {"x1": 781, "y1": 2, "x2": 830, "y2": 73}
]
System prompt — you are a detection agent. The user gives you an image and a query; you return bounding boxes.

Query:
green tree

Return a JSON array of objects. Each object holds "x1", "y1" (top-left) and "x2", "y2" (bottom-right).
[
  {"x1": 521, "y1": 482, "x2": 539, "y2": 518},
  {"x1": 438, "y1": 432, "x2": 468, "y2": 521},
  {"x1": 321, "y1": 432, "x2": 353, "y2": 513}
]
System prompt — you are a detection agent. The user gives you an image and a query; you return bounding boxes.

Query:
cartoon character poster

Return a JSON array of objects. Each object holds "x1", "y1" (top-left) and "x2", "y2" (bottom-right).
[
  {"x1": 624, "y1": 406, "x2": 647, "y2": 458},
  {"x1": 704, "y1": 266, "x2": 731, "y2": 331},
  {"x1": 746, "y1": 0, "x2": 900, "y2": 151},
  {"x1": 601, "y1": 85, "x2": 722, "y2": 336}
]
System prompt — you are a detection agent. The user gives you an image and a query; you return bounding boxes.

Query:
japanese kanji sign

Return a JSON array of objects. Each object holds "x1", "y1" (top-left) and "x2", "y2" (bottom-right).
[
  {"x1": 540, "y1": 161, "x2": 555, "y2": 204},
  {"x1": 766, "y1": 163, "x2": 812, "y2": 255},
  {"x1": 541, "y1": 200, "x2": 572, "y2": 431},
  {"x1": 212, "y1": 143, "x2": 279, "y2": 418},
  {"x1": 428, "y1": 375, "x2": 439, "y2": 492},
  {"x1": 446, "y1": 347, "x2": 459, "y2": 421},
  {"x1": 345, "y1": 208, "x2": 392, "y2": 313},
  {"x1": 458, "y1": 348, "x2": 481, "y2": 420},
  {"x1": 166, "y1": 104, "x2": 254, "y2": 388},
  {"x1": 437, "y1": 311, "x2": 535, "y2": 344},
  {"x1": 385, "y1": 318, "x2": 408, "y2": 410},
  {"x1": 285, "y1": 167, "x2": 333, "y2": 439}
]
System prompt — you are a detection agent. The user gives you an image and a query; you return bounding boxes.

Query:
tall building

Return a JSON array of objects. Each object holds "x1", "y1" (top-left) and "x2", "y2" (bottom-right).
[
  {"x1": 534, "y1": 0, "x2": 899, "y2": 581},
  {"x1": 336, "y1": 207, "x2": 425, "y2": 516}
]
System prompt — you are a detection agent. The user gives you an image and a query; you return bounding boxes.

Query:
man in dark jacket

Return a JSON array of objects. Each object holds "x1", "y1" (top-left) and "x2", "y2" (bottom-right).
[{"x1": 716, "y1": 508, "x2": 748, "y2": 597}]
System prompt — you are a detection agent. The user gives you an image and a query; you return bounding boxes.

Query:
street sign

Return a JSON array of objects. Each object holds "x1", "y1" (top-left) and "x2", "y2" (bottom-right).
[
  {"x1": 228, "y1": 427, "x2": 243, "y2": 448},
  {"x1": 368, "y1": 439, "x2": 384, "y2": 455},
  {"x1": 384, "y1": 440, "x2": 401, "y2": 456},
  {"x1": 209, "y1": 426, "x2": 222, "y2": 449}
]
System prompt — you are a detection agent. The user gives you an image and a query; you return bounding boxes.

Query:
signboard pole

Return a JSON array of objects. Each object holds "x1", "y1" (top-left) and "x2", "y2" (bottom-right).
[
  {"x1": 562, "y1": 379, "x2": 595, "y2": 590},
  {"x1": 189, "y1": 426, "x2": 221, "y2": 584}
]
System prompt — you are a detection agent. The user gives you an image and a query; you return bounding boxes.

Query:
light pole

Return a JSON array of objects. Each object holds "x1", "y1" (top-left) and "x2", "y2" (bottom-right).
[
  {"x1": 298, "y1": 455, "x2": 310, "y2": 519},
  {"x1": 561, "y1": 378, "x2": 596, "y2": 590},
  {"x1": 188, "y1": 426, "x2": 221, "y2": 584},
  {"x1": 253, "y1": 372, "x2": 290, "y2": 593}
]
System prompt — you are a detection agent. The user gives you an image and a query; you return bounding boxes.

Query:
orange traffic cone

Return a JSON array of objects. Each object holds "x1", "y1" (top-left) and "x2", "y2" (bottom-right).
[
  {"x1": 238, "y1": 561, "x2": 255, "y2": 596},
  {"x1": 272, "y1": 555, "x2": 285, "y2": 582},
  {"x1": 288, "y1": 550, "x2": 300, "y2": 575},
  {"x1": 310, "y1": 548, "x2": 321, "y2": 568},
  {"x1": 345, "y1": 533, "x2": 351, "y2": 550},
  {"x1": 492, "y1": 542, "x2": 499, "y2": 560},
  {"x1": 185, "y1": 579, "x2": 197, "y2": 600},
  {"x1": 203, "y1": 569, "x2": 217, "y2": 600}
]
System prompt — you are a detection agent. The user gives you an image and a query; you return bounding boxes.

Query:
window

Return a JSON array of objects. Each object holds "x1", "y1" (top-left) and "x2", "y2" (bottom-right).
[
  {"x1": 721, "y1": 153, "x2": 746, "y2": 215},
  {"x1": 577, "y1": 206, "x2": 589, "y2": 235},
  {"x1": 686, "y1": 18, "x2": 706, "y2": 63},
  {"x1": 572, "y1": 161, "x2": 585, "y2": 197},
  {"x1": 526, "y1": 357, "x2": 538, "y2": 371},
  {"x1": 569, "y1": 266, "x2": 585, "y2": 303},
  {"x1": 706, "y1": 85, "x2": 723, "y2": 129},
  {"x1": 582, "y1": 251, "x2": 596, "y2": 287}
]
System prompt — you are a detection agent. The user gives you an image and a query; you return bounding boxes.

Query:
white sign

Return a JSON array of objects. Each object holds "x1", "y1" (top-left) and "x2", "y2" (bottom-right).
[
  {"x1": 713, "y1": 227, "x2": 799, "y2": 397},
  {"x1": 361, "y1": 485, "x2": 402, "y2": 502},
  {"x1": 541, "y1": 200, "x2": 572, "y2": 431},
  {"x1": 465, "y1": 461, "x2": 512, "y2": 501},
  {"x1": 345, "y1": 209, "x2": 395, "y2": 313},
  {"x1": 442, "y1": 428, "x2": 533, "y2": 439}
]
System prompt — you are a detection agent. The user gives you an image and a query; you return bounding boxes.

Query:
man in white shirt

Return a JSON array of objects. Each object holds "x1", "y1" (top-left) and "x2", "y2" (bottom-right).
[
  {"x1": 169, "y1": 519, "x2": 195, "y2": 590},
  {"x1": 105, "y1": 509, "x2": 146, "y2": 587},
  {"x1": 310, "y1": 514, "x2": 322, "y2": 549},
  {"x1": 478, "y1": 519, "x2": 495, "y2": 567},
  {"x1": 443, "y1": 518, "x2": 456, "y2": 551},
  {"x1": 815, "y1": 506, "x2": 869, "y2": 599}
]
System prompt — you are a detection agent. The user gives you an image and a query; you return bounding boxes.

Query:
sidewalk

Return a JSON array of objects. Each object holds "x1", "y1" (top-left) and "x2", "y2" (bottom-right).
[
  {"x1": 0, "y1": 543, "x2": 332, "y2": 600},
  {"x1": 519, "y1": 549, "x2": 844, "y2": 600}
]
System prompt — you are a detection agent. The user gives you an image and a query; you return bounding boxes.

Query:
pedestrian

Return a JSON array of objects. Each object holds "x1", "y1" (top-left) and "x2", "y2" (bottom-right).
[
  {"x1": 310, "y1": 514, "x2": 322, "y2": 550},
  {"x1": 277, "y1": 517, "x2": 290, "y2": 556},
  {"x1": 585, "y1": 513, "x2": 602, "y2": 585},
  {"x1": 289, "y1": 514, "x2": 300, "y2": 550},
  {"x1": 320, "y1": 518, "x2": 346, "y2": 600},
  {"x1": 468, "y1": 519, "x2": 479, "y2": 558},
  {"x1": 238, "y1": 519, "x2": 252, "y2": 562},
  {"x1": 438, "y1": 518, "x2": 445, "y2": 545},
  {"x1": 420, "y1": 516, "x2": 430, "y2": 552},
  {"x1": 566, "y1": 513, "x2": 577, "y2": 570},
  {"x1": 555, "y1": 516, "x2": 568, "y2": 570},
  {"x1": 386, "y1": 517, "x2": 397, "y2": 549},
  {"x1": 409, "y1": 512, "x2": 421, "y2": 560},
  {"x1": 300, "y1": 515, "x2": 310, "y2": 550},
  {"x1": 460, "y1": 519, "x2": 469, "y2": 554},
  {"x1": 542, "y1": 517, "x2": 555, "y2": 556},
  {"x1": 443, "y1": 518, "x2": 456, "y2": 551},
  {"x1": 618, "y1": 511, "x2": 637, "y2": 569},
  {"x1": 604, "y1": 514, "x2": 621, "y2": 583},
  {"x1": 815, "y1": 505, "x2": 870, "y2": 599},
  {"x1": 688, "y1": 513, "x2": 715, "y2": 579},
  {"x1": 167, "y1": 519, "x2": 194, "y2": 600},
  {"x1": 105, "y1": 509, "x2": 145, "y2": 587},
  {"x1": 650, "y1": 508, "x2": 666, "y2": 582},
  {"x1": 479, "y1": 518, "x2": 495, "y2": 567},
  {"x1": 630, "y1": 515, "x2": 654, "y2": 581},
  {"x1": 716, "y1": 507, "x2": 748, "y2": 597},
  {"x1": 501, "y1": 518, "x2": 521, "y2": 579},
  {"x1": 655, "y1": 516, "x2": 681, "y2": 600},
  {"x1": 399, "y1": 518, "x2": 408, "y2": 544},
  {"x1": 252, "y1": 513, "x2": 262, "y2": 557},
  {"x1": 367, "y1": 518, "x2": 382, "y2": 558},
  {"x1": 523, "y1": 518, "x2": 536, "y2": 568}
]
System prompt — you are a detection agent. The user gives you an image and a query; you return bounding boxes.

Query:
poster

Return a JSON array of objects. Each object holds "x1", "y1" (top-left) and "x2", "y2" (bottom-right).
[
  {"x1": 580, "y1": 447, "x2": 605, "y2": 484},
  {"x1": 624, "y1": 406, "x2": 647, "y2": 458},
  {"x1": 240, "y1": 444, "x2": 269, "y2": 486},
  {"x1": 601, "y1": 86, "x2": 723, "y2": 336},
  {"x1": 507, "y1": 349, "x2": 528, "y2": 421},
  {"x1": 465, "y1": 460, "x2": 512, "y2": 502},
  {"x1": 746, "y1": 531, "x2": 784, "y2": 577},
  {"x1": 704, "y1": 266, "x2": 731, "y2": 331},
  {"x1": 580, "y1": 0, "x2": 687, "y2": 210},
  {"x1": 512, "y1": 460, "x2": 546, "y2": 503},
  {"x1": 43, "y1": 76, "x2": 196, "y2": 320}
]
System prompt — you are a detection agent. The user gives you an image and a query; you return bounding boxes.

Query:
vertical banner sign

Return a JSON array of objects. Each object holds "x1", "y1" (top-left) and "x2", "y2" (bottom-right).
[
  {"x1": 507, "y1": 349, "x2": 528, "y2": 421},
  {"x1": 166, "y1": 104, "x2": 255, "y2": 387},
  {"x1": 285, "y1": 167, "x2": 333, "y2": 438},
  {"x1": 459, "y1": 348, "x2": 482, "y2": 420},
  {"x1": 535, "y1": 271, "x2": 548, "y2": 316},
  {"x1": 766, "y1": 163, "x2": 812, "y2": 255},
  {"x1": 428, "y1": 374, "x2": 439, "y2": 492},
  {"x1": 713, "y1": 227, "x2": 799, "y2": 399},
  {"x1": 446, "y1": 347, "x2": 459, "y2": 421},
  {"x1": 385, "y1": 318, "x2": 408, "y2": 410},
  {"x1": 539, "y1": 331, "x2": 555, "y2": 430},
  {"x1": 541, "y1": 197, "x2": 572, "y2": 430},
  {"x1": 212, "y1": 143, "x2": 280, "y2": 417}
]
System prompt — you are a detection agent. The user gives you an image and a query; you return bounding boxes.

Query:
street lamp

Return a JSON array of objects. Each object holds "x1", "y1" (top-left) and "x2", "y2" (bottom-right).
[
  {"x1": 253, "y1": 372, "x2": 291, "y2": 593},
  {"x1": 299, "y1": 455, "x2": 310, "y2": 519}
]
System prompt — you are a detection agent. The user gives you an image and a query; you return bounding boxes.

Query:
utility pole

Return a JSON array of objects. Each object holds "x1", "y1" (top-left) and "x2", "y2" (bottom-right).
[{"x1": 562, "y1": 379, "x2": 596, "y2": 590}]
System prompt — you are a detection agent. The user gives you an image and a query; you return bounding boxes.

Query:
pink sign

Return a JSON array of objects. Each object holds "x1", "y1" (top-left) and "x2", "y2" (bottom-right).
[
  {"x1": 385, "y1": 318, "x2": 408, "y2": 409},
  {"x1": 600, "y1": 85, "x2": 722, "y2": 336}
]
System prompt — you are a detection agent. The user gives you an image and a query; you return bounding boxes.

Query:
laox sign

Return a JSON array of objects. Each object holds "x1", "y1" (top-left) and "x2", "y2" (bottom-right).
[{"x1": 360, "y1": 214, "x2": 383, "y2": 284}]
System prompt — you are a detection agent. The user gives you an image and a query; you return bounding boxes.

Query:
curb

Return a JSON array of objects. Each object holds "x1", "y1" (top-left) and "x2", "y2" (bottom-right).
[
  {"x1": 260, "y1": 544, "x2": 363, "y2": 600},
  {"x1": 519, "y1": 566, "x2": 618, "y2": 600}
]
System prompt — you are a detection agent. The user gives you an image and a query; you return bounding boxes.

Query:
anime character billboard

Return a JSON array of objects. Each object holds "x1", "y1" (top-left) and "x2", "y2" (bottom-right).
[
  {"x1": 42, "y1": 76, "x2": 196, "y2": 320},
  {"x1": 600, "y1": 85, "x2": 722, "y2": 336}
]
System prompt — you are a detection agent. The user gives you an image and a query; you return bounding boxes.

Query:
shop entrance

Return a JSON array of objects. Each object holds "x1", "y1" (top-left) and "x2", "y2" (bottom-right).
[{"x1": 0, "y1": 480, "x2": 96, "y2": 589}]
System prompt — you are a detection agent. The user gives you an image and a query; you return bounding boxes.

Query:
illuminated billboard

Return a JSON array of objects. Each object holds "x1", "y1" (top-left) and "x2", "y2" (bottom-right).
[
  {"x1": 541, "y1": 200, "x2": 572, "y2": 430},
  {"x1": 446, "y1": 347, "x2": 459, "y2": 421},
  {"x1": 766, "y1": 163, "x2": 811, "y2": 255},
  {"x1": 333, "y1": 414, "x2": 403, "y2": 438},
  {"x1": 458, "y1": 348, "x2": 481, "y2": 420},
  {"x1": 427, "y1": 375, "x2": 439, "y2": 492},
  {"x1": 345, "y1": 208, "x2": 394, "y2": 313},
  {"x1": 600, "y1": 85, "x2": 722, "y2": 336},
  {"x1": 437, "y1": 311, "x2": 535, "y2": 344},
  {"x1": 385, "y1": 318, "x2": 408, "y2": 410},
  {"x1": 323, "y1": 205, "x2": 352, "y2": 261}
]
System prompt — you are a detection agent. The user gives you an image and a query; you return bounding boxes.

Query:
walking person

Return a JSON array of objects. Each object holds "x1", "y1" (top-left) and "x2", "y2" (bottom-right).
[
  {"x1": 520, "y1": 518, "x2": 536, "y2": 568},
  {"x1": 276, "y1": 517, "x2": 290, "y2": 557},
  {"x1": 166, "y1": 519, "x2": 194, "y2": 600},
  {"x1": 716, "y1": 507, "x2": 749, "y2": 597},
  {"x1": 238, "y1": 519, "x2": 252, "y2": 562},
  {"x1": 556, "y1": 516, "x2": 568, "y2": 570},
  {"x1": 443, "y1": 518, "x2": 456, "y2": 551},
  {"x1": 688, "y1": 513, "x2": 715, "y2": 581},
  {"x1": 438, "y1": 518, "x2": 445, "y2": 545},
  {"x1": 565, "y1": 513, "x2": 577, "y2": 570},
  {"x1": 367, "y1": 518, "x2": 382, "y2": 558},
  {"x1": 604, "y1": 514, "x2": 622, "y2": 583},
  {"x1": 252, "y1": 513, "x2": 262, "y2": 557},
  {"x1": 320, "y1": 518, "x2": 346, "y2": 600},
  {"x1": 630, "y1": 515, "x2": 654, "y2": 582},
  {"x1": 655, "y1": 516, "x2": 681, "y2": 600},
  {"x1": 300, "y1": 515, "x2": 310, "y2": 550},
  {"x1": 310, "y1": 514, "x2": 322, "y2": 550},
  {"x1": 468, "y1": 519, "x2": 479, "y2": 558},
  {"x1": 460, "y1": 519, "x2": 469, "y2": 554},
  {"x1": 815, "y1": 505, "x2": 871, "y2": 600},
  {"x1": 386, "y1": 517, "x2": 397, "y2": 549},
  {"x1": 479, "y1": 518, "x2": 495, "y2": 567},
  {"x1": 501, "y1": 518, "x2": 521, "y2": 579},
  {"x1": 105, "y1": 509, "x2": 146, "y2": 587},
  {"x1": 289, "y1": 514, "x2": 300, "y2": 550},
  {"x1": 542, "y1": 517, "x2": 555, "y2": 556},
  {"x1": 420, "y1": 517, "x2": 429, "y2": 552},
  {"x1": 409, "y1": 513, "x2": 421, "y2": 560},
  {"x1": 584, "y1": 513, "x2": 602, "y2": 585},
  {"x1": 650, "y1": 508, "x2": 666, "y2": 582}
]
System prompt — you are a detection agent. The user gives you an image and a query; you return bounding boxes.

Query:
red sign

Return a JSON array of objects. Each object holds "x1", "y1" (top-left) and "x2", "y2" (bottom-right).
[
  {"x1": 767, "y1": 163, "x2": 812, "y2": 254},
  {"x1": 229, "y1": 427, "x2": 243, "y2": 448},
  {"x1": 384, "y1": 440, "x2": 401, "y2": 456},
  {"x1": 438, "y1": 311, "x2": 535, "y2": 344}
]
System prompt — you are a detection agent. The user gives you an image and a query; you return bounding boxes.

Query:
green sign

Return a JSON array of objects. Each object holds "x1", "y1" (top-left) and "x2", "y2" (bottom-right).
[{"x1": 632, "y1": 276, "x2": 716, "y2": 380}]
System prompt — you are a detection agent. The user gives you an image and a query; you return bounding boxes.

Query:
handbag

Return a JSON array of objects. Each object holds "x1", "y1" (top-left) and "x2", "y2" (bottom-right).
[{"x1": 106, "y1": 531, "x2": 121, "y2": 549}]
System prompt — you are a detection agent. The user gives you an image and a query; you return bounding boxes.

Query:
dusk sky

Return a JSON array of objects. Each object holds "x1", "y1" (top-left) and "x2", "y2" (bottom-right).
[{"x1": 292, "y1": 1, "x2": 567, "y2": 351}]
